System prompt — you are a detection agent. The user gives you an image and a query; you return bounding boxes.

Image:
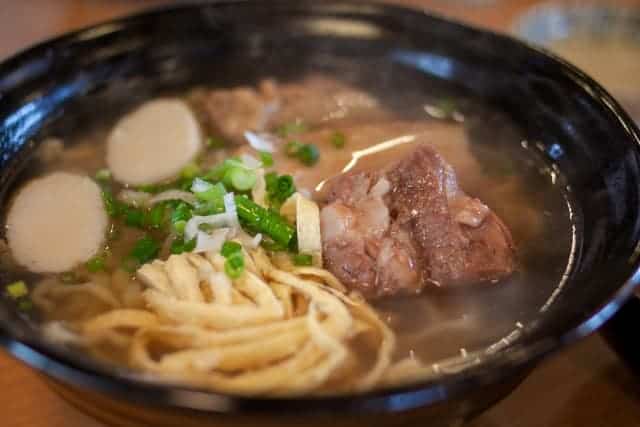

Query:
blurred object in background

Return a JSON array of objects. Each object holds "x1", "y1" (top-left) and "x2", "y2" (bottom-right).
[
  {"x1": 0, "y1": 0, "x2": 171, "y2": 60},
  {"x1": 514, "y1": 2, "x2": 640, "y2": 122}
]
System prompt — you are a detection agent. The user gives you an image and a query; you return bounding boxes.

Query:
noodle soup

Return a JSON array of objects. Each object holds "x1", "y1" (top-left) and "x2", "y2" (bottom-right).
[{"x1": 0, "y1": 75, "x2": 572, "y2": 395}]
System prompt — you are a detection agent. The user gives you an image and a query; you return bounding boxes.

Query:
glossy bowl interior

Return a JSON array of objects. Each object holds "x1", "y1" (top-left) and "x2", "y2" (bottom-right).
[
  {"x1": 1, "y1": 1, "x2": 640, "y2": 425},
  {"x1": 513, "y1": 2, "x2": 640, "y2": 379}
]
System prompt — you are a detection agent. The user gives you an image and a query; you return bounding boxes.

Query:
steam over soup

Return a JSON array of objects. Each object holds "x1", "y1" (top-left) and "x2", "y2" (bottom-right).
[{"x1": 0, "y1": 75, "x2": 572, "y2": 395}]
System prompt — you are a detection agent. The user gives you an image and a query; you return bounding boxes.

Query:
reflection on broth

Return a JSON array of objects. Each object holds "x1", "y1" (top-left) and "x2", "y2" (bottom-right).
[{"x1": 0, "y1": 75, "x2": 572, "y2": 395}]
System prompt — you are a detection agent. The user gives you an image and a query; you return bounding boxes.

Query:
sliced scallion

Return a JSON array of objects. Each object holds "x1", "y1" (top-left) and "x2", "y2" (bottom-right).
[
  {"x1": 181, "y1": 162, "x2": 201, "y2": 180},
  {"x1": 60, "y1": 272, "x2": 78, "y2": 284},
  {"x1": 265, "y1": 173, "x2": 295, "y2": 209},
  {"x1": 173, "y1": 219, "x2": 187, "y2": 235},
  {"x1": 234, "y1": 195, "x2": 296, "y2": 247},
  {"x1": 204, "y1": 158, "x2": 244, "y2": 182},
  {"x1": 330, "y1": 131, "x2": 346, "y2": 148},
  {"x1": 285, "y1": 141, "x2": 319, "y2": 166},
  {"x1": 297, "y1": 144, "x2": 320, "y2": 166},
  {"x1": 171, "y1": 202, "x2": 193, "y2": 224},
  {"x1": 6, "y1": 281, "x2": 27, "y2": 299},
  {"x1": 86, "y1": 255, "x2": 106, "y2": 273},
  {"x1": 145, "y1": 204, "x2": 166, "y2": 229},
  {"x1": 224, "y1": 252, "x2": 245, "y2": 279},
  {"x1": 221, "y1": 241, "x2": 242, "y2": 257},
  {"x1": 206, "y1": 136, "x2": 226, "y2": 149},
  {"x1": 195, "y1": 181, "x2": 227, "y2": 203},
  {"x1": 292, "y1": 253, "x2": 313, "y2": 266},
  {"x1": 170, "y1": 236, "x2": 196, "y2": 255},
  {"x1": 275, "y1": 175, "x2": 295, "y2": 201},
  {"x1": 194, "y1": 200, "x2": 225, "y2": 216},
  {"x1": 101, "y1": 190, "x2": 120, "y2": 217},
  {"x1": 260, "y1": 151, "x2": 274, "y2": 167},
  {"x1": 136, "y1": 184, "x2": 160, "y2": 193},
  {"x1": 129, "y1": 236, "x2": 160, "y2": 266},
  {"x1": 224, "y1": 167, "x2": 257, "y2": 192},
  {"x1": 95, "y1": 168, "x2": 112, "y2": 182},
  {"x1": 285, "y1": 141, "x2": 303, "y2": 157},
  {"x1": 124, "y1": 207, "x2": 145, "y2": 228}
]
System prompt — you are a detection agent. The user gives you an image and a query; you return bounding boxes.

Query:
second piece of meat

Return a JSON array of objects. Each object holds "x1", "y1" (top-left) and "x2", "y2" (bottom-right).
[{"x1": 320, "y1": 146, "x2": 516, "y2": 299}]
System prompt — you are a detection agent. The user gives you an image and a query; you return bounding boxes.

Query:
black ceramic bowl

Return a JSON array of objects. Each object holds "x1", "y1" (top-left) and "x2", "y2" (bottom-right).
[
  {"x1": 1, "y1": 1, "x2": 640, "y2": 426},
  {"x1": 513, "y1": 1, "x2": 640, "y2": 381}
]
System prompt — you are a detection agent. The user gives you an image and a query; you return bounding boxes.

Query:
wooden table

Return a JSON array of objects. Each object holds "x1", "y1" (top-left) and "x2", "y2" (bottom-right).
[{"x1": 1, "y1": 1, "x2": 640, "y2": 426}]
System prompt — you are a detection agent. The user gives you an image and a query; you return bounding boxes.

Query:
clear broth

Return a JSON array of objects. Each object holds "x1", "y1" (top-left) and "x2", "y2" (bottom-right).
[{"x1": 0, "y1": 76, "x2": 574, "y2": 387}]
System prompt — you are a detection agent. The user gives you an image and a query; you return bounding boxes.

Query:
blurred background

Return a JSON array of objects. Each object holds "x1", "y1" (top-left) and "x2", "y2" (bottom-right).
[
  {"x1": 1, "y1": 1, "x2": 640, "y2": 427},
  {"x1": 3, "y1": 0, "x2": 640, "y2": 121}
]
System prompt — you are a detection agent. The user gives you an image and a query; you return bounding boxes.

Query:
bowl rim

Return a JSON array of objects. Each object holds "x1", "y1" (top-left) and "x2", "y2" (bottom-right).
[{"x1": 1, "y1": 0, "x2": 640, "y2": 415}]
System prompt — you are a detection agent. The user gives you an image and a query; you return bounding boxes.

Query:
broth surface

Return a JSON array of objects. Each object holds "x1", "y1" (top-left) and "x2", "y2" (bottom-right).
[{"x1": 0, "y1": 74, "x2": 573, "y2": 392}]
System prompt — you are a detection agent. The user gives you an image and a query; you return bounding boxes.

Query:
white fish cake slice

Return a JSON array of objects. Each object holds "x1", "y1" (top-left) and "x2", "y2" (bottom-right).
[
  {"x1": 107, "y1": 99, "x2": 202, "y2": 185},
  {"x1": 7, "y1": 172, "x2": 107, "y2": 273}
]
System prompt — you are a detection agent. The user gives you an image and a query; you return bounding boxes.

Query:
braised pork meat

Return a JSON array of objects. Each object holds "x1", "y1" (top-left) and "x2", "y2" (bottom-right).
[{"x1": 321, "y1": 146, "x2": 515, "y2": 299}]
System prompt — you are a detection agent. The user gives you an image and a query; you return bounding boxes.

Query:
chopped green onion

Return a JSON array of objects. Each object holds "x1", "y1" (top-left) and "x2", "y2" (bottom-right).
[
  {"x1": 204, "y1": 158, "x2": 244, "y2": 182},
  {"x1": 221, "y1": 241, "x2": 242, "y2": 258},
  {"x1": 292, "y1": 253, "x2": 313, "y2": 266},
  {"x1": 191, "y1": 177, "x2": 214, "y2": 193},
  {"x1": 180, "y1": 162, "x2": 201, "y2": 180},
  {"x1": 297, "y1": 144, "x2": 320, "y2": 166},
  {"x1": 285, "y1": 141, "x2": 319, "y2": 166},
  {"x1": 17, "y1": 299, "x2": 32, "y2": 312},
  {"x1": 276, "y1": 121, "x2": 307, "y2": 137},
  {"x1": 170, "y1": 237, "x2": 196, "y2": 255},
  {"x1": 206, "y1": 136, "x2": 226, "y2": 149},
  {"x1": 124, "y1": 207, "x2": 146, "y2": 228},
  {"x1": 265, "y1": 173, "x2": 296, "y2": 209},
  {"x1": 171, "y1": 202, "x2": 193, "y2": 224},
  {"x1": 173, "y1": 219, "x2": 187, "y2": 235},
  {"x1": 285, "y1": 141, "x2": 303, "y2": 157},
  {"x1": 275, "y1": 175, "x2": 295, "y2": 200},
  {"x1": 60, "y1": 272, "x2": 78, "y2": 284},
  {"x1": 195, "y1": 181, "x2": 226, "y2": 204},
  {"x1": 234, "y1": 196, "x2": 296, "y2": 247},
  {"x1": 129, "y1": 236, "x2": 160, "y2": 265},
  {"x1": 330, "y1": 131, "x2": 346, "y2": 148},
  {"x1": 136, "y1": 184, "x2": 160, "y2": 194},
  {"x1": 224, "y1": 167, "x2": 257, "y2": 192},
  {"x1": 95, "y1": 169, "x2": 111, "y2": 182},
  {"x1": 260, "y1": 151, "x2": 274, "y2": 167},
  {"x1": 145, "y1": 204, "x2": 166, "y2": 229},
  {"x1": 194, "y1": 200, "x2": 225, "y2": 216},
  {"x1": 86, "y1": 256, "x2": 106, "y2": 273},
  {"x1": 224, "y1": 252, "x2": 245, "y2": 279},
  {"x1": 192, "y1": 179, "x2": 227, "y2": 214},
  {"x1": 6, "y1": 281, "x2": 27, "y2": 299},
  {"x1": 264, "y1": 172, "x2": 278, "y2": 191},
  {"x1": 179, "y1": 177, "x2": 195, "y2": 191},
  {"x1": 184, "y1": 237, "x2": 197, "y2": 253},
  {"x1": 101, "y1": 190, "x2": 120, "y2": 217}
]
